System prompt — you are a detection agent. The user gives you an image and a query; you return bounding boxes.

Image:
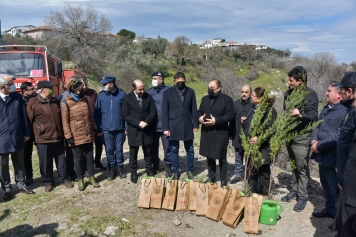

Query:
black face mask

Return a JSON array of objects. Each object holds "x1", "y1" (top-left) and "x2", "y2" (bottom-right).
[
  {"x1": 176, "y1": 81, "x2": 186, "y2": 90},
  {"x1": 208, "y1": 88, "x2": 215, "y2": 97},
  {"x1": 79, "y1": 89, "x2": 85, "y2": 98}
]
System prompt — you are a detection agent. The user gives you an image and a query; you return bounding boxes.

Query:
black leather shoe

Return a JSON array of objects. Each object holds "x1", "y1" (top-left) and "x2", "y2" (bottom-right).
[
  {"x1": 152, "y1": 163, "x2": 159, "y2": 175},
  {"x1": 131, "y1": 172, "x2": 138, "y2": 183},
  {"x1": 328, "y1": 223, "x2": 333, "y2": 231},
  {"x1": 293, "y1": 198, "x2": 307, "y2": 212},
  {"x1": 107, "y1": 168, "x2": 116, "y2": 181},
  {"x1": 187, "y1": 172, "x2": 194, "y2": 180},
  {"x1": 3, "y1": 191, "x2": 12, "y2": 201},
  {"x1": 95, "y1": 162, "x2": 107, "y2": 170},
  {"x1": 312, "y1": 208, "x2": 335, "y2": 218},
  {"x1": 116, "y1": 166, "x2": 127, "y2": 179},
  {"x1": 165, "y1": 165, "x2": 173, "y2": 178},
  {"x1": 281, "y1": 190, "x2": 297, "y2": 202},
  {"x1": 172, "y1": 173, "x2": 180, "y2": 180},
  {"x1": 230, "y1": 175, "x2": 243, "y2": 184},
  {"x1": 221, "y1": 181, "x2": 227, "y2": 187},
  {"x1": 25, "y1": 177, "x2": 33, "y2": 186},
  {"x1": 147, "y1": 170, "x2": 154, "y2": 177},
  {"x1": 19, "y1": 187, "x2": 35, "y2": 194}
]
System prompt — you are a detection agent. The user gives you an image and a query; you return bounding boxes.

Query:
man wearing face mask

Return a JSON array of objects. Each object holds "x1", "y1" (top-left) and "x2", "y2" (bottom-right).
[
  {"x1": 146, "y1": 71, "x2": 172, "y2": 177},
  {"x1": 0, "y1": 74, "x2": 34, "y2": 201},
  {"x1": 20, "y1": 82, "x2": 37, "y2": 185},
  {"x1": 94, "y1": 75, "x2": 127, "y2": 181},
  {"x1": 27, "y1": 80, "x2": 73, "y2": 192},
  {"x1": 162, "y1": 72, "x2": 199, "y2": 180},
  {"x1": 198, "y1": 79, "x2": 234, "y2": 187}
]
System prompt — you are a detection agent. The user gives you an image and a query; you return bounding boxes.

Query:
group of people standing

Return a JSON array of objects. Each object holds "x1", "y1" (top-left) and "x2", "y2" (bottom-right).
[{"x1": 1, "y1": 67, "x2": 356, "y2": 236}]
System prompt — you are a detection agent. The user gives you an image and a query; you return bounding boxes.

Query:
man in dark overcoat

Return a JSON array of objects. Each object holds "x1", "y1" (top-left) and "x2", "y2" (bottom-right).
[
  {"x1": 122, "y1": 79, "x2": 157, "y2": 183},
  {"x1": 162, "y1": 72, "x2": 199, "y2": 180},
  {"x1": 198, "y1": 79, "x2": 234, "y2": 187}
]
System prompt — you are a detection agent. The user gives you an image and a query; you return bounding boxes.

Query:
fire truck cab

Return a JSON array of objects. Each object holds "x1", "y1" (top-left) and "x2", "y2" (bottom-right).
[{"x1": 0, "y1": 45, "x2": 64, "y2": 96}]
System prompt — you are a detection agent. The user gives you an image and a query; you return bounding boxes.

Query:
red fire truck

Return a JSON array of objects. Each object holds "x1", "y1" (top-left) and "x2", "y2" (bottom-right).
[{"x1": 0, "y1": 45, "x2": 64, "y2": 95}]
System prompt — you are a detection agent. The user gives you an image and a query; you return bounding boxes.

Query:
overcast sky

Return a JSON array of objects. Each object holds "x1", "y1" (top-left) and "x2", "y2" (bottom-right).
[{"x1": 1, "y1": 0, "x2": 355, "y2": 64}]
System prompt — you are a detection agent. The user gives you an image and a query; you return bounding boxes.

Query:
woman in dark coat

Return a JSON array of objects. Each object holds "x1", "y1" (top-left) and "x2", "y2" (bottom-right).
[
  {"x1": 197, "y1": 79, "x2": 235, "y2": 187},
  {"x1": 243, "y1": 87, "x2": 277, "y2": 195}
]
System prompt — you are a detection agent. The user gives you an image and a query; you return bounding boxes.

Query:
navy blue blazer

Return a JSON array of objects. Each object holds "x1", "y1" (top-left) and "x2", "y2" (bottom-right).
[{"x1": 162, "y1": 86, "x2": 198, "y2": 141}]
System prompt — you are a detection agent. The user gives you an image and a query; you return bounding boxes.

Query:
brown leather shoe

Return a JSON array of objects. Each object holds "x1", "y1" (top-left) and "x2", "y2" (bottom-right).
[
  {"x1": 62, "y1": 180, "x2": 74, "y2": 188},
  {"x1": 19, "y1": 187, "x2": 35, "y2": 194},
  {"x1": 3, "y1": 191, "x2": 12, "y2": 201},
  {"x1": 44, "y1": 185, "x2": 53, "y2": 193}
]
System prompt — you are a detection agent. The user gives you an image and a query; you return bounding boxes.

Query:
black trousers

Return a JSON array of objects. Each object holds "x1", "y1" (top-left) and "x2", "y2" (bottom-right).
[
  {"x1": 94, "y1": 133, "x2": 104, "y2": 165},
  {"x1": 37, "y1": 141, "x2": 67, "y2": 186},
  {"x1": 250, "y1": 164, "x2": 271, "y2": 195},
  {"x1": 129, "y1": 145, "x2": 152, "y2": 173},
  {"x1": 23, "y1": 137, "x2": 34, "y2": 180},
  {"x1": 65, "y1": 141, "x2": 77, "y2": 180},
  {"x1": 207, "y1": 157, "x2": 227, "y2": 183},
  {"x1": 151, "y1": 132, "x2": 171, "y2": 166},
  {"x1": 71, "y1": 143, "x2": 94, "y2": 179}
]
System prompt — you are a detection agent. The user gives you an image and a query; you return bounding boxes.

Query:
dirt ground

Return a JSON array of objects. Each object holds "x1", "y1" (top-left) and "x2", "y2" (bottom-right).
[{"x1": 0, "y1": 141, "x2": 337, "y2": 237}]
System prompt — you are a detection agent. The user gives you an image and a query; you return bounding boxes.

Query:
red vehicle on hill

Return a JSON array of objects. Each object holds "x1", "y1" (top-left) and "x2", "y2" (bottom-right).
[{"x1": 0, "y1": 45, "x2": 64, "y2": 95}]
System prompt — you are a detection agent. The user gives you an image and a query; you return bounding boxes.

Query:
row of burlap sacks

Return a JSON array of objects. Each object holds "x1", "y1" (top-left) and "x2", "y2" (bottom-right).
[{"x1": 137, "y1": 177, "x2": 264, "y2": 234}]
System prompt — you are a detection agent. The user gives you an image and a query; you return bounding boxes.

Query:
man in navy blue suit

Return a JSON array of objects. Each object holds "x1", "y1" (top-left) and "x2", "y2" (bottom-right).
[{"x1": 162, "y1": 72, "x2": 199, "y2": 180}]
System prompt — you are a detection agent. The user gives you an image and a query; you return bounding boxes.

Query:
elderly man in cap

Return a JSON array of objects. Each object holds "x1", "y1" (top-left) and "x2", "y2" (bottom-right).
[
  {"x1": 94, "y1": 75, "x2": 127, "y2": 180},
  {"x1": 0, "y1": 74, "x2": 35, "y2": 201},
  {"x1": 146, "y1": 71, "x2": 172, "y2": 177},
  {"x1": 27, "y1": 80, "x2": 73, "y2": 192},
  {"x1": 332, "y1": 72, "x2": 356, "y2": 236}
]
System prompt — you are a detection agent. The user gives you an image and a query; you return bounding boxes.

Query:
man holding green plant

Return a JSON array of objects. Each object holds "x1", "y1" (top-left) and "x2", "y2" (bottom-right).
[{"x1": 281, "y1": 66, "x2": 319, "y2": 212}]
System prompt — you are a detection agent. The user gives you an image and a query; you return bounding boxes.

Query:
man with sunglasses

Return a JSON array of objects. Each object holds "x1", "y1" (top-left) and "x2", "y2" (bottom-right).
[
  {"x1": 20, "y1": 82, "x2": 37, "y2": 185},
  {"x1": 94, "y1": 75, "x2": 127, "y2": 181}
]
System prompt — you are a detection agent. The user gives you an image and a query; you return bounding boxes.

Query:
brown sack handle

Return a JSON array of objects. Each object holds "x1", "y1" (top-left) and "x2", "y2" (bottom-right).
[
  {"x1": 155, "y1": 178, "x2": 162, "y2": 187},
  {"x1": 168, "y1": 179, "x2": 176, "y2": 188},
  {"x1": 198, "y1": 184, "x2": 206, "y2": 193},
  {"x1": 144, "y1": 179, "x2": 151, "y2": 187},
  {"x1": 180, "y1": 182, "x2": 187, "y2": 189}
]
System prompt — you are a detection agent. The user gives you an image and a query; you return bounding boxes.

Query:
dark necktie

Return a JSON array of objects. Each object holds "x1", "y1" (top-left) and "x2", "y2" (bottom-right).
[
  {"x1": 137, "y1": 96, "x2": 142, "y2": 108},
  {"x1": 4, "y1": 96, "x2": 8, "y2": 103}
]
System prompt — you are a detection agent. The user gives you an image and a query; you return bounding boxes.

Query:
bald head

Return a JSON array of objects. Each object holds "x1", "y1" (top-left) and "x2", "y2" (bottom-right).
[
  {"x1": 241, "y1": 84, "x2": 252, "y2": 101},
  {"x1": 0, "y1": 74, "x2": 15, "y2": 95},
  {"x1": 133, "y1": 79, "x2": 144, "y2": 96}
]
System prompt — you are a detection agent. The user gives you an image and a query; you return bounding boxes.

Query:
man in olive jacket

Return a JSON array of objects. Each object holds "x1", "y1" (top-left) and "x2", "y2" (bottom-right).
[
  {"x1": 122, "y1": 79, "x2": 157, "y2": 183},
  {"x1": 198, "y1": 79, "x2": 235, "y2": 187}
]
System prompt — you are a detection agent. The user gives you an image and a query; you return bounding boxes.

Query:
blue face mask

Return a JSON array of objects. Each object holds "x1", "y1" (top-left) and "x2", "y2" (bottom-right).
[{"x1": 8, "y1": 84, "x2": 16, "y2": 93}]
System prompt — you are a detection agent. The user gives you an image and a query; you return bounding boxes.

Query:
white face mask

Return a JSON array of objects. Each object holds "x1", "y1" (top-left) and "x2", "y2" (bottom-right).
[
  {"x1": 103, "y1": 85, "x2": 110, "y2": 91},
  {"x1": 152, "y1": 79, "x2": 158, "y2": 87},
  {"x1": 8, "y1": 84, "x2": 16, "y2": 93}
]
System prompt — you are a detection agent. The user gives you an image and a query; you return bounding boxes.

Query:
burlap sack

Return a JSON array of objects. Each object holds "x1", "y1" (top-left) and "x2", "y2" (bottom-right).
[
  {"x1": 189, "y1": 180, "x2": 198, "y2": 211},
  {"x1": 196, "y1": 183, "x2": 209, "y2": 216},
  {"x1": 150, "y1": 178, "x2": 165, "y2": 209},
  {"x1": 206, "y1": 187, "x2": 231, "y2": 221},
  {"x1": 243, "y1": 194, "x2": 264, "y2": 234},
  {"x1": 137, "y1": 178, "x2": 153, "y2": 208},
  {"x1": 221, "y1": 188, "x2": 240, "y2": 221},
  {"x1": 222, "y1": 196, "x2": 245, "y2": 228},
  {"x1": 207, "y1": 182, "x2": 218, "y2": 205},
  {"x1": 162, "y1": 179, "x2": 178, "y2": 211},
  {"x1": 175, "y1": 181, "x2": 190, "y2": 211}
]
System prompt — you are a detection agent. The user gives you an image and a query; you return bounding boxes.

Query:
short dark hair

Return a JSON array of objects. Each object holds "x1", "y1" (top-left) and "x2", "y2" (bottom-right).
[
  {"x1": 20, "y1": 82, "x2": 34, "y2": 92},
  {"x1": 174, "y1": 72, "x2": 186, "y2": 81},
  {"x1": 254, "y1": 87, "x2": 275, "y2": 106},
  {"x1": 288, "y1": 66, "x2": 307, "y2": 84},
  {"x1": 211, "y1": 79, "x2": 222, "y2": 88}
]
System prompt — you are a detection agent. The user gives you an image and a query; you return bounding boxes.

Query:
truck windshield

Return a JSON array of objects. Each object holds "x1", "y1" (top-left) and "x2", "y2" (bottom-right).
[{"x1": 0, "y1": 53, "x2": 45, "y2": 77}]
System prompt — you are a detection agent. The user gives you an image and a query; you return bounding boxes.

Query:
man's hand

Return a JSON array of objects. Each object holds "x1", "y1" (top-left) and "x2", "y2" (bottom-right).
[
  {"x1": 205, "y1": 114, "x2": 216, "y2": 126},
  {"x1": 249, "y1": 136, "x2": 258, "y2": 144},
  {"x1": 241, "y1": 116, "x2": 246, "y2": 123},
  {"x1": 338, "y1": 183, "x2": 343, "y2": 190},
  {"x1": 24, "y1": 136, "x2": 30, "y2": 142},
  {"x1": 311, "y1": 141, "x2": 319, "y2": 153},
  {"x1": 290, "y1": 108, "x2": 302, "y2": 118},
  {"x1": 139, "y1": 121, "x2": 148, "y2": 129},
  {"x1": 164, "y1": 130, "x2": 170, "y2": 136},
  {"x1": 193, "y1": 128, "x2": 198, "y2": 134},
  {"x1": 199, "y1": 113, "x2": 206, "y2": 124},
  {"x1": 96, "y1": 132, "x2": 103, "y2": 137}
]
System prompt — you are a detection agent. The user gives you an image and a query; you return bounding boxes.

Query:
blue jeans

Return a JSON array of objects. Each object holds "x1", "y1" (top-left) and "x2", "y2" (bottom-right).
[
  {"x1": 103, "y1": 130, "x2": 125, "y2": 168},
  {"x1": 319, "y1": 164, "x2": 339, "y2": 215},
  {"x1": 169, "y1": 140, "x2": 194, "y2": 175},
  {"x1": 235, "y1": 148, "x2": 244, "y2": 178}
]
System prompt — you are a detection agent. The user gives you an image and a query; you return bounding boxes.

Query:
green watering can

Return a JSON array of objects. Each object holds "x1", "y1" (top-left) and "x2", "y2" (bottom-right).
[{"x1": 259, "y1": 200, "x2": 283, "y2": 225}]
